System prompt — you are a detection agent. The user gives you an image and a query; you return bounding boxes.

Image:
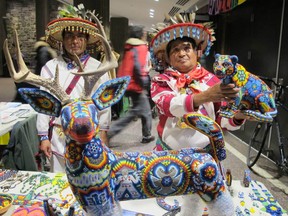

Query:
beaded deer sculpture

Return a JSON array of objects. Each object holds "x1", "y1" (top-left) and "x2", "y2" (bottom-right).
[
  {"x1": 213, "y1": 54, "x2": 277, "y2": 123},
  {"x1": 4, "y1": 17, "x2": 232, "y2": 216}
]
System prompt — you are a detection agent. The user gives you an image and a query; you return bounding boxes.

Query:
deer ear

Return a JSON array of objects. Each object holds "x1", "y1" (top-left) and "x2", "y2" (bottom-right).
[
  {"x1": 92, "y1": 76, "x2": 130, "y2": 110},
  {"x1": 18, "y1": 88, "x2": 62, "y2": 117}
]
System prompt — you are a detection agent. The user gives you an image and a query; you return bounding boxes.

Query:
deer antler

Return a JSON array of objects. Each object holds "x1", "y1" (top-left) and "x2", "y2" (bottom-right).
[
  {"x1": 3, "y1": 29, "x2": 71, "y2": 104},
  {"x1": 86, "y1": 10, "x2": 107, "y2": 40},
  {"x1": 71, "y1": 11, "x2": 118, "y2": 100}
]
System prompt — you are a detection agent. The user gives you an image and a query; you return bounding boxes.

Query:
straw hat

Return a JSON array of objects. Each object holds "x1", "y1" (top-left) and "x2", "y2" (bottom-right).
[{"x1": 45, "y1": 4, "x2": 100, "y2": 52}]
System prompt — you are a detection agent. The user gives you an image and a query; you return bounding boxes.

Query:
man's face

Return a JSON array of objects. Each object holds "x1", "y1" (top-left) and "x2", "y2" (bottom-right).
[
  {"x1": 168, "y1": 40, "x2": 197, "y2": 73},
  {"x1": 62, "y1": 31, "x2": 88, "y2": 57}
]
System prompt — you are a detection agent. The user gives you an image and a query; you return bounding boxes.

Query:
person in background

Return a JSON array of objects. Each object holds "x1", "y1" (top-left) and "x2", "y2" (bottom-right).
[
  {"x1": 37, "y1": 5, "x2": 111, "y2": 173},
  {"x1": 150, "y1": 14, "x2": 254, "y2": 216},
  {"x1": 108, "y1": 25, "x2": 155, "y2": 144},
  {"x1": 144, "y1": 47, "x2": 156, "y2": 117},
  {"x1": 97, "y1": 40, "x2": 122, "y2": 120},
  {"x1": 34, "y1": 36, "x2": 57, "y2": 75}
]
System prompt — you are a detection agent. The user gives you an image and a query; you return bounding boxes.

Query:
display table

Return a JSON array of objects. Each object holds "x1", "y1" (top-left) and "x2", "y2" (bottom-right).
[
  {"x1": 0, "y1": 103, "x2": 36, "y2": 137},
  {"x1": 0, "y1": 169, "x2": 286, "y2": 215}
]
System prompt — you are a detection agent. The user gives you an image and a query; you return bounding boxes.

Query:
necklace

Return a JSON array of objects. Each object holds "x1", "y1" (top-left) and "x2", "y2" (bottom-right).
[
  {"x1": 0, "y1": 169, "x2": 18, "y2": 182},
  {"x1": 34, "y1": 175, "x2": 68, "y2": 198},
  {"x1": 20, "y1": 174, "x2": 41, "y2": 194}
]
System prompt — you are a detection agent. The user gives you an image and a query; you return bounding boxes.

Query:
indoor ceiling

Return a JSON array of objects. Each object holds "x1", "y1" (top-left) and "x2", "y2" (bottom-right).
[{"x1": 110, "y1": 0, "x2": 208, "y2": 31}]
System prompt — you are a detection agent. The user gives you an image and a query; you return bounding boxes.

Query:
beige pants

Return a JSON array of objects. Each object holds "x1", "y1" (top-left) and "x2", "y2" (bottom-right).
[{"x1": 50, "y1": 153, "x2": 66, "y2": 173}]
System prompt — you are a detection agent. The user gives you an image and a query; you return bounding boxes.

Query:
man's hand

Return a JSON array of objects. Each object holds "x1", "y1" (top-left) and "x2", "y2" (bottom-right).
[
  {"x1": 234, "y1": 111, "x2": 259, "y2": 121},
  {"x1": 209, "y1": 83, "x2": 240, "y2": 102},
  {"x1": 40, "y1": 140, "x2": 52, "y2": 159},
  {"x1": 194, "y1": 83, "x2": 240, "y2": 108}
]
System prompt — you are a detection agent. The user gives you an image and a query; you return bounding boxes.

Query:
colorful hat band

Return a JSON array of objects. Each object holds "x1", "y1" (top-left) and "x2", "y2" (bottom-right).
[
  {"x1": 46, "y1": 17, "x2": 100, "y2": 51},
  {"x1": 150, "y1": 23, "x2": 215, "y2": 63}
]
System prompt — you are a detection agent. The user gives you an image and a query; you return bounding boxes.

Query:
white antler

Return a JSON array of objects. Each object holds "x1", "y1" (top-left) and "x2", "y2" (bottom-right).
[
  {"x1": 3, "y1": 29, "x2": 70, "y2": 104},
  {"x1": 71, "y1": 11, "x2": 118, "y2": 100}
]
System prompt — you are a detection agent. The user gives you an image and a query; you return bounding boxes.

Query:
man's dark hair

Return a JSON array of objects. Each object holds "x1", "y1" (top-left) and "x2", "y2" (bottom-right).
[
  {"x1": 166, "y1": 36, "x2": 197, "y2": 57},
  {"x1": 128, "y1": 25, "x2": 144, "y2": 39}
]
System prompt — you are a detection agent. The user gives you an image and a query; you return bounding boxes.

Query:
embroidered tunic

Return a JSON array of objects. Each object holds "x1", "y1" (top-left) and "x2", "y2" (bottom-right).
[{"x1": 151, "y1": 63, "x2": 243, "y2": 150}]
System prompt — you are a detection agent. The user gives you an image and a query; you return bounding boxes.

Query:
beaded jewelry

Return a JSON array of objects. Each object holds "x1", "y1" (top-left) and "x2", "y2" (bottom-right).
[
  {"x1": 0, "y1": 169, "x2": 18, "y2": 182},
  {"x1": 20, "y1": 174, "x2": 41, "y2": 194},
  {"x1": 59, "y1": 192, "x2": 74, "y2": 209},
  {"x1": 9, "y1": 173, "x2": 30, "y2": 190},
  {"x1": 0, "y1": 172, "x2": 29, "y2": 192},
  {"x1": 40, "y1": 135, "x2": 49, "y2": 141},
  {"x1": 34, "y1": 175, "x2": 68, "y2": 198}
]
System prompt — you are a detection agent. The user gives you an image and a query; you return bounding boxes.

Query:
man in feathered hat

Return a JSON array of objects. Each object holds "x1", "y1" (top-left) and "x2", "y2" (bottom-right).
[
  {"x1": 149, "y1": 14, "x2": 251, "y2": 215},
  {"x1": 37, "y1": 4, "x2": 111, "y2": 173}
]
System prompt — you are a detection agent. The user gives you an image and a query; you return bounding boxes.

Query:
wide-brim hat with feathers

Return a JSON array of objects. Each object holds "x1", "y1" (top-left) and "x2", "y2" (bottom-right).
[
  {"x1": 150, "y1": 13, "x2": 216, "y2": 60},
  {"x1": 45, "y1": 4, "x2": 101, "y2": 52}
]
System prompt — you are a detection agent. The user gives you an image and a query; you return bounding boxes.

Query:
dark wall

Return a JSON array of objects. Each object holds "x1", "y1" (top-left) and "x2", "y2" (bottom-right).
[
  {"x1": 0, "y1": 0, "x2": 7, "y2": 76},
  {"x1": 209, "y1": 0, "x2": 283, "y2": 74},
  {"x1": 110, "y1": 17, "x2": 129, "y2": 57},
  {"x1": 74, "y1": 0, "x2": 110, "y2": 35},
  {"x1": 279, "y1": 0, "x2": 288, "y2": 85},
  {"x1": 35, "y1": 0, "x2": 49, "y2": 40},
  {"x1": 0, "y1": 0, "x2": 62, "y2": 77},
  {"x1": 211, "y1": 0, "x2": 288, "y2": 162}
]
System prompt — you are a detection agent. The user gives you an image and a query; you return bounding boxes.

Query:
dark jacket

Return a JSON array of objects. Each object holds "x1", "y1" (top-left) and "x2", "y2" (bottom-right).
[
  {"x1": 2, "y1": 115, "x2": 41, "y2": 171},
  {"x1": 34, "y1": 41, "x2": 57, "y2": 75}
]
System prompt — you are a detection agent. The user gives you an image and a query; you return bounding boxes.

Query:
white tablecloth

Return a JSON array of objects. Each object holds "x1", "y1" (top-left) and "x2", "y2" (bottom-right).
[
  {"x1": 0, "y1": 103, "x2": 36, "y2": 137},
  {"x1": 0, "y1": 170, "x2": 286, "y2": 216}
]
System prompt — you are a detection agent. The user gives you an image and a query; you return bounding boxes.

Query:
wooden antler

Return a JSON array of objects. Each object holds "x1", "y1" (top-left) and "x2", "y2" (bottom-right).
[{"x1": 3, "y1": 29, "x2": 71, "y2": 104}]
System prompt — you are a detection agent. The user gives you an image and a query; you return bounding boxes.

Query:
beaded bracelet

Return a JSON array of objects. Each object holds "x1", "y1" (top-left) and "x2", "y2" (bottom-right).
[{"x1": 40, "y1": 135, "x2": 49, "y2": 141}]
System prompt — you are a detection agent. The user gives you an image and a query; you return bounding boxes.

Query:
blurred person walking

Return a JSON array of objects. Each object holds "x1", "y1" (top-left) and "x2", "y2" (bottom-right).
[{"x1": 108, "y1": 25, "x2": 155, "y2": 143}]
